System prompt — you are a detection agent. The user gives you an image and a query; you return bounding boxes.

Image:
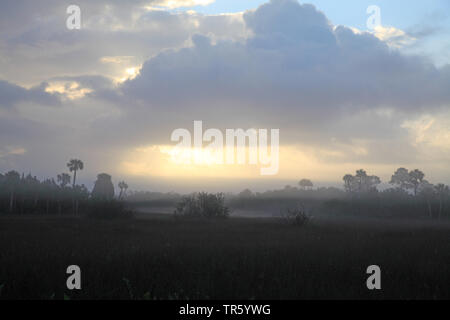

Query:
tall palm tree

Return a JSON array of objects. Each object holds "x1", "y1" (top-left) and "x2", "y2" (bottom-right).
[
  {"x1": 67, "y1": 159, "x2": 84, "y2": 188},
  {"x1": 5, "y1": 171, "x2": 20, "y2": 213},
  {"x1": 118, "y1": 181, "x2": 129, "y2": 200}
]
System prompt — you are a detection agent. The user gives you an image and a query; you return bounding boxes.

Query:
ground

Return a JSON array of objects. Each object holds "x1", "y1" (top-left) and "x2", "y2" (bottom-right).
[{"x1": 1, "y1": 213, "x2": 450, "y2": 300}]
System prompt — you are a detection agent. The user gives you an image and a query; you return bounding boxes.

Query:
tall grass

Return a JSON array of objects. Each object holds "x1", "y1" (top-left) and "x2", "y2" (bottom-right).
[{"x1": 1, "y1": 215, "x2": 450, "y2": 299}]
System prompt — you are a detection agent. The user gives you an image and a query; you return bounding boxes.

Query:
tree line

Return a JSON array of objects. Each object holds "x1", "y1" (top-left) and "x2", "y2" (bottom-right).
[
  {"x1": 339, "y1": 168, "x2": 449, "y2": 218},
  {"x1": 227, "y1": 168, "x2": 450, "y2": 219},
  {"x1": 1, "y1": 162, "x2": 449, "y2": 219},
  {"x1": 0, "y1": 159, "x2": 129, "y2": 215}
]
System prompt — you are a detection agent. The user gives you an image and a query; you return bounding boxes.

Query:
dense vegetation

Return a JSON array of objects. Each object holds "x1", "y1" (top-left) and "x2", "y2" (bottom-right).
[
  {"x1": 174, "y1": 192, "x2": 229, "y2": 218},
  {"x1": 1, "y1": 162, "x2": 450, "y2": 300},
  {"x1": 1, "y1": 214, "x2": 450, "y2": 300},
  {"x1": 1, "y1": 163, "x2": 449, "y2": 220},
  {"x1": 127, "y1": 168, "x2": 450, "y2": 220},
  {"x1": 228, "y1": 169, "x2": 450, "y2": 219},
  {"x1": 0, "y1": 159, "x2": 131, "y2": 218},
  {"x1": 0, "y1": 170, "x2": 90, "y2": 215}
]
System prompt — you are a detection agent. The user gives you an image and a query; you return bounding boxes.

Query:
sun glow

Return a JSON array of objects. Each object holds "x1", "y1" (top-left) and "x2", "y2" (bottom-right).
[
  {"x1": 119, "y1": 142, "x2": 425, "y2": 183},
  {"x1": 119, "y1": 145, "x2": 335, "y2": 180},
  {"x1": 160, "y1": 145, "x2": 222, "y2": 165},
  {"x1": 44, "y1": 81, "x2": 92, "y2": 100},
  {"x1": 116, "y1": 66, "x2": 141, "y2": 83},
  {"x1": 120, "y1": 145, "x2": 261, "y2": 178},
  {"x1": 122, "y1": 145, "x2": 277, "y2": 179}
]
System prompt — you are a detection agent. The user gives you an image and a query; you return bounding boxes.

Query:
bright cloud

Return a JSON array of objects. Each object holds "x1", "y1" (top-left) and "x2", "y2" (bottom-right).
[
  {"x1": 373, "y1": 25, "x2": 416, "y2": 48},
  {"x1": 153, "y1": 0, "x2": 216, "y2": 9},
  {"x1": 0, "y1": 0, "x2": 449, "y2": 189}
]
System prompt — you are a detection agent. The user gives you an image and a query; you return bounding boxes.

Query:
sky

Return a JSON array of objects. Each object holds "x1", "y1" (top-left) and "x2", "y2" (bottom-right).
[{"x1": 0, "y1": 0, "x2": 449, "y2": 193}]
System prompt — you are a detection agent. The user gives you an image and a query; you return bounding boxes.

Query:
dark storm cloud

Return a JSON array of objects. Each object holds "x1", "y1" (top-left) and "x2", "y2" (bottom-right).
[
  {"x1": 0, "y1": 1, "x2": 244, "y2": 85},
  {"x1": 0, "y1": 80, "x2": 60, "y2": 108},
  {"x1": 123, "y1": 0, "x2": 450, "y2": 115},
  {"x1": 104, "y1": 0, "x2": 450, "y2": 150}
]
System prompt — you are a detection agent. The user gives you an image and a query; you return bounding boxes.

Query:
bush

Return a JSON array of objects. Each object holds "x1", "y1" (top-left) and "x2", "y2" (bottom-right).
[
  {"x1": 280, "y1": 204, "x2": 311, "y2": 227},
  {"x1": 86, "y1": 199, "x2": 134, "y2": 219},
  {"x1": 174, "y1": 192, "x2": 230, "y2": 218}
]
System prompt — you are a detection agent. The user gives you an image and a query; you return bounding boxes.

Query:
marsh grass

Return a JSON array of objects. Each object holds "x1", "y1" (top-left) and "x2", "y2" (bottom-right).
[{"x1": 1, "y1": 214, "x2": 450, "y2": 299}]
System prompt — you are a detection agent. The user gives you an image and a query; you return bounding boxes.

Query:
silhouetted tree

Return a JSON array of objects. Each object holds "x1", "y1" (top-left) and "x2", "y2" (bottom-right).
[
  {"x1": 73, "y1": 184, "x2": 90, "y2": 215},
  {"x1": 238, "y1": 189, "x2": 254, "y2": 198},
  {"x1": 343, "y1": 170, "x2": 380, "y2": 194},
  {"x1": 343, "y1": 174, "x2": 355, "y2": 193},
  {"x1": 409, "y1": 169, "x2": 425, "y2": 196},
  {"x1": 390, "y1": 168, "x2": 413, "y2": 192},
  {"x1": 5, "y1": 171, "x2": 20, "y2": 213},
  {"x1": 435, "y1": 184, "x2": 449, "y2": 219},
  {"x1": 92, "y1": 173, "x2": 115, "y2": 200},
  {"x1": 175, "y1": 192, "x2": 229, "y2": 218},
  {"x1": 355, "y1": 170, "x2": 367, "y2": 193},
  {"x1": 0, "y1": 163, "x2": 448, "y2": 220},
  {"x1": 419, "y1": 180, "x2": 435, "y2": 218},
  {"x1": 0, "y1": 167, "x2": 124, "y2": 215},
  {"x1": 299, "y1": 179, "x2": 314, "y2": 190},
  {"x1": 42, "y1": 178, "x2": 57, "y2": 214},
  {"x1": 67, "y1": 159, "x2": 84, "y2": 188},
  {"x1": 57, "y1": 173, "x2": 71, "y2": 188},
  {"x1": 118, "y1": 181, "x2": 129, "y2": 200}
]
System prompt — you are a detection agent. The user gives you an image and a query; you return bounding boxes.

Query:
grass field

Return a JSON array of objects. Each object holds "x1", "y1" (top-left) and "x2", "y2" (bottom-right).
[{"x1": 1, "y1": 214, "x2": 450, "y2": 300}]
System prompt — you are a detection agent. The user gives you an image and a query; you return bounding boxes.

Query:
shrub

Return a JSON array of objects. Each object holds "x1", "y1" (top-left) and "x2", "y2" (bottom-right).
[
  {"x1": 280, "y1": 204, "x2": 311, "y2": 227},
  {"x1": 174, "y1": 192, "x2": 230, "y2": 218},
  {"x1": 86, "y1": 199, "x2": 134, "y2": 219}
]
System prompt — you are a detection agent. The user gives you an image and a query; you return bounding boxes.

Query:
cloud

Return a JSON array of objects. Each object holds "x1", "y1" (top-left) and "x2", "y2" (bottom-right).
[
  {"x1": 0, "y1": 146, "x2": 26, "y2": 158},
  {"x1": 1, "y1": 0, "x2": 450, "y2": 186},
  {"x1": 371, "y1": 26, "x2": 416, "y2": 48},
  {"x1": 0, "y1": 3, "x2": 245, "y2": 86},
  {"x1": 0, "y1": 80, "x2": 60, "y2": 108},
  {"x1": 152, "y1": 0, "x2": 215, "y2": 9},
  {"x1": 88, "y1": 0, "x2": 448, "y2": 176},
  {"x1": 119, "y1": 0, "x2": 449, "y2": 130}
]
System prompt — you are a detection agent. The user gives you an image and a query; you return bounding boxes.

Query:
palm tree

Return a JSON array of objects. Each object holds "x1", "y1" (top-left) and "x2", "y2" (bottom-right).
[
  {"x1": 5, "y1": 171, "x2": 20, "y2": 213},
  {"x1": 435, "y1": 184, "x2": 449, "y2": 220},
  {"x1": 57, "y1": 173, "x2": 71, "y2": 188},
  {"x1": 57, "y1": 173, "x2": 71, "y2": 215},
  {"x1": 67, "y1": 159, "x2": 84, "y2": 188},
  {"x1": 118, "y1": 181, "x2": 129, "y2": 200},
  {"x1": 42, "y1": 179, "x2": 56, "y2": 214}
]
